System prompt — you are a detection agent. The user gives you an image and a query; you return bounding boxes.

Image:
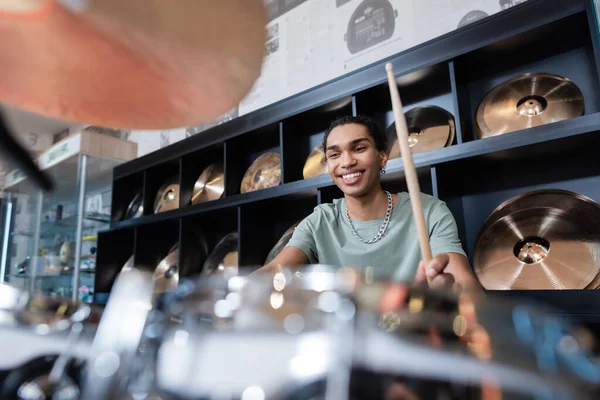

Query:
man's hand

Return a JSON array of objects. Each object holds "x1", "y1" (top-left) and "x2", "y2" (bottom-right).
[{"x1": 414, "y1": 253, "x2": 461, "y2": 291}]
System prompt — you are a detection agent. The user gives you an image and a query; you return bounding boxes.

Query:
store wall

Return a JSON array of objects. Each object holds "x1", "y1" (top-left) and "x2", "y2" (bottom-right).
[{"x1": 127, "y1": 0, "x2": 530, "y2": 158}]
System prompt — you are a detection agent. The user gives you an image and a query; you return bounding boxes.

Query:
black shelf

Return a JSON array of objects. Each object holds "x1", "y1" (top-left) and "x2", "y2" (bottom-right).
[{"x1": 96, "y1": 0, "x2": 600, "y2": 327}]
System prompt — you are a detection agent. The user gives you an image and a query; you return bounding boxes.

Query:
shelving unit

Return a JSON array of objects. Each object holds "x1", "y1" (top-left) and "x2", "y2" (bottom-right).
[
  {"x1": 97, "y1": 0, "x2": 600, "y2": 331},
  {"x1": 2, "y1": 130, "x2": 136, "y2": 302}
]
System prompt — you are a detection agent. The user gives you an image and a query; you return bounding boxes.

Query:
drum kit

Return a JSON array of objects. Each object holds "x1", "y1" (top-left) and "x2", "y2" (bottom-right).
[{"x1": 1, "y1": 265, "x2": 600, "y2": 399}]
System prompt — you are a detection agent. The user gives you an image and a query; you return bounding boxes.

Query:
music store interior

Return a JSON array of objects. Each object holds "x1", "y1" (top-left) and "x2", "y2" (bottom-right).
[{"x1": 3, "y1": 0, "x2": 600, "y2": 399}]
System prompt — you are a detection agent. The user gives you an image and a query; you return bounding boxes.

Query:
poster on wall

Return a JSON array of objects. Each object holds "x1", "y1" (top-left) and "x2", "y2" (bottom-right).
[{"x1": 238, "y1": 0, "x2": 531, "y2": 116}]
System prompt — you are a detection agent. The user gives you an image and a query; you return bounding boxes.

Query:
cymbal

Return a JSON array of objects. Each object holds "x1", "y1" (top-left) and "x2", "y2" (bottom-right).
[
  {"x1": 153, "y1": 244, "x2": 179, "y2": 295},
  {"x1": 302, "y1": 145, "x2": 328, "y2": 179},
  {"x1": 474, "y1": 190, "x2": 600, "y2": 290},
  {"x1": 124, "y1": 192, "x2": 144, "y2": 220},
  {"x1": 474, "y1": 73, "x2": 584, "y2": 139},
  {"x1": 154, "y1": 177, "x2": 180, "y2": 214},
  {"x1": 240, "y1": 152, "x2": 281, "y2": 193},
  {"x1": 202, "y1": 232, "x2": 238, "y2": 275},
  {"x1": 265, "y1": 221, "x2": 301, "y2": 265},
  {"x1": 0, "y1": 0, "x2": 266, "y2": 129},
  {"x1": 191, "y1": 163, "x2": 224, "y2": 205},
  {"x1": 386, "y1": 106, "x2": 455, "y2": 158}
]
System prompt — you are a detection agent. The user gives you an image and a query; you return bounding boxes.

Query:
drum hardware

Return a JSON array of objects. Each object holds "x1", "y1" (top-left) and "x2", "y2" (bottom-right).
[
  {"x1": 386, "y1": 106, "x2": 455, "y2": 159},
  {"x1": 154, "y1": 177, "x2": 181, "y2": 214},
  {"x1": 191, "y1": 163, "x2": 225, "y2": 205},
  {"x1": 302, "y1": 145, "x2": 328, "y2": 180},
  {"x1": 240, "y1": 151, "x2": 282, "y2": 193},
  {"x1": 345, "y1": 0, "x2": 397, "y2": 54},
  {"x1": 474, "y1": 72, "x2": 584, "y2": 139},
  {"x1": 474, "y1": 189, "x2": 600, "y2": 290}
]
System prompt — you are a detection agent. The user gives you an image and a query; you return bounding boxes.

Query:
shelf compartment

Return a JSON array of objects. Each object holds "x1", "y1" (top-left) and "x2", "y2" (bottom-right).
[
  {"x1": 133, "y1": 219, "x2": 180, "y2": 275},
  {"x1": 453, "y1": 11, "x2": 600, "y2": 142},
  {"x1": 94, "y1": 227, "x2": 135, "y2": 300},
  {"x1": 435, "y1": 131, "x2": 600, "y2": 264},
  {"x1": 180, "y1": 207, "x2": 239, "y2": 277},
  {"x1": 143, "y1": 159, "x2": 181, "y2": 217},
  {"x1": 239, "y1": 191, "x2": 318, "y2": 268},
  {"x1": 180, "y1": 143, "x2": 225, "y2": 208},
  {"x1": 281, "y1": 96, "x2": 354, "y2": 184},
  {"x1": 111, "y1": 171, "x2": 145, "y2": 223},
  {"x1": 354, "y1": 63, "x2": 458, "y2": 148},
  {"x1": 225, "y1": 122, "x2": 282, "y2": 197}
]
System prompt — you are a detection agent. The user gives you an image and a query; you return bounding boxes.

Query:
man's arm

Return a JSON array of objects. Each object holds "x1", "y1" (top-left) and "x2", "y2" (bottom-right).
[
  {"x1": 254, "y1": 247, "x2": 309, "y2": 274},
  {"x1": 414, "y1": 253, "x2": 483, "y2": 292}
]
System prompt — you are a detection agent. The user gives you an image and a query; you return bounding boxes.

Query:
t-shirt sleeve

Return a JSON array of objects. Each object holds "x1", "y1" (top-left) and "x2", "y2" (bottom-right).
[
  {"x1": 285, "y1": 213, "x2": 319, "y2": 264},
  {"x1": 428, "y1": 200, "x2": 467, "y2": 258}
]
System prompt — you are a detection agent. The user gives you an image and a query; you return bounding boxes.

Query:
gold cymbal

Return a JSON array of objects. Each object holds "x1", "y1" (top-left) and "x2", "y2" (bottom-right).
[
  {"x1": 474, "y1": 73, "x2": 584, "y2": 139},
  {"x1": 191, "y1": 163, "x2": 224, "y2": 205},
  {"x1": 154, "y1": 177, "x2": 180, "y2": 214},
  {"x1": 202, "y1": 232, "x2": 238, "y2": 275},
  {"x1": 240, "y1": 152, "x2": 281, "y2": 193},
  {"x1": 303, "y1": 145, "x2": 328, "y2": 179},
  {"x1": 265, "y1": 221, "x2": 301, "y2": 265},
  {"x1": 386, "y1": 106, "x2": 455, "y2": 158},
  {"x1": 474, "y1": 190, "x2": 600, "y2": 290},
  {"x1": 153, "y1": 244, "x2": 179, "y2": 295}
]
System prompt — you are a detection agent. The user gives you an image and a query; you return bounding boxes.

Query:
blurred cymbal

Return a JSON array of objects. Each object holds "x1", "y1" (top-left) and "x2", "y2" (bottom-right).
[
  {"x1": 191, "y1": 163, "x2": 224, "y2": 205},
  {"x1": 154, "y1": 177, "x2": 180, "y2": 213},
  {"x1": 265, "y1": 221, "x2": 301, "y2": 265},
  {"x1": 154, "y1": 244, "x2": 179, "y2": 295},
  {"x1": 240, "y1": 152, "x2": 281, "y2": 193},
  {"x1": 475, "y1": 73, "x2": 584, "y2": 139},
  {"x1": 202, "y1": 232, "x2": 238, "y2": 275},
  {"x1": 386, "y1": 106, "x2": 455, "y2": 158},
  {"x1": 474, "y1": 190, "x2": 600, "y2": 290},
  {"x1": 0, "y1": 0, "x2": 266, "y2": 129},
  {"x1": 124, "y1": 192, "x2": 144, "y2": 220},
  {"x1": 302, "y1": 145, "x2": 328, "y2": 179}
]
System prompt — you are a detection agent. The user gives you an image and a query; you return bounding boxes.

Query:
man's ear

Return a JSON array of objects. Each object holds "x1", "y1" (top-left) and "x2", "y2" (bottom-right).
[{"x1": 380, "y1": 150, "x2": 389, "y2": 168}]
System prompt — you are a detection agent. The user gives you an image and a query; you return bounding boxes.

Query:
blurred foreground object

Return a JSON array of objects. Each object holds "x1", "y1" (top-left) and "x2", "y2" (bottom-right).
[{"x1": 0, "y1": 0, "x2": 266, "y2": 129}]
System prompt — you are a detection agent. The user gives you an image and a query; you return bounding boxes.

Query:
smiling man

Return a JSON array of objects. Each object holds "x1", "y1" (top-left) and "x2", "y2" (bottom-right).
[{"x1": 262, "y1": 116, "x2": 481, "y2": 291}]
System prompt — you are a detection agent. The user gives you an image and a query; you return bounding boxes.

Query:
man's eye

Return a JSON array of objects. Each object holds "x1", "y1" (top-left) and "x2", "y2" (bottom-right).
[
  {"x1": 328, "y1": 152, "x2": 340, "y2": 158},
  {"x1": 355, "y1": 147, "x2": 366, "y2": 152}
]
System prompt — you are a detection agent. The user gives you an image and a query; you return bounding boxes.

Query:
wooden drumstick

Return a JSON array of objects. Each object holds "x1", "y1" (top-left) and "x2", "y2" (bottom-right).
[{"x1": 385, "y1": 63, "x2": 434, "y2": 281}]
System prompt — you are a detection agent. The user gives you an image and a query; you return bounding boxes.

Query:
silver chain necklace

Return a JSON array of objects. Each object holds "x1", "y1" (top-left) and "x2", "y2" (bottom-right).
[{"x1": 344, "y1": 191, "x2": 393, "y2": 244}]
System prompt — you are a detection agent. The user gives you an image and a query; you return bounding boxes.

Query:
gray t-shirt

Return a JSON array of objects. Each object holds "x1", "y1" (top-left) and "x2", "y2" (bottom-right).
[{"x1": 286, "y1": 192, "x2": 466, "y2": 282}]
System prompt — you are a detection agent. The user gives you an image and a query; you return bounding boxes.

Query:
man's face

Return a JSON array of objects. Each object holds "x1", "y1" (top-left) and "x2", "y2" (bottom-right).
[{"x1": 324, "y1": 123, "x2": 387, "y2": 198}]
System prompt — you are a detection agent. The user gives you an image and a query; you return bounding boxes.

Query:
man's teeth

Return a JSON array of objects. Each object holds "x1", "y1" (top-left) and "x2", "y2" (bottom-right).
[{"x1": 343, "y1": 172, "x2": 362, "y2": 179}]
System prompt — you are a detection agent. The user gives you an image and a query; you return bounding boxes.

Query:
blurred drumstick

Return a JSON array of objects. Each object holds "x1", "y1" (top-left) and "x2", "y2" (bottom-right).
[{"x1": 385, "y1": 63, "x2": 433, "y2": 282}]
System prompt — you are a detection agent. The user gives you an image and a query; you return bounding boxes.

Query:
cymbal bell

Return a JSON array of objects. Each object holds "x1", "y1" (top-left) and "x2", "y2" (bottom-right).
[
  {"x1": 0, "y1": 0, "x2": 266, "y2": 129},
  {"x1": 474, "y1": 73, "x2": 585, "y2": 139},
  {"x1": 154, "y1": 177, "x2": 180, "y2": 214},
  {"x1": 240, "y1": 152, "x2": 281, "y2": 193},
  {"x1": 192, "y1": 163, "x2": 224, "y2": 205},
  {"x1": 474, "y1": 190, "x2": 600, "y2": 290},
  {"x1": 303, "y1": 145, "x2": 328, "y2": 179},
  {"x1": 202, "y1": 232, "x2": 238, "y2": 275},
  {"x1": 153, "y1": 244, "x2": 179, "y2": 295},
  {"x1": 386, "y1": 106, "x2": 455, "y2": 158},
  {"x1": 265, "y1": 221, "x2": 301, "y2": 265}
]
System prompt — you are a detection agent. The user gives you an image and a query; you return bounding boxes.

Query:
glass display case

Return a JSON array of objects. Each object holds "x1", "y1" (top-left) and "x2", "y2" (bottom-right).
[{"x1": 1, "y1": 130, "x2": 137, "y2": 302}]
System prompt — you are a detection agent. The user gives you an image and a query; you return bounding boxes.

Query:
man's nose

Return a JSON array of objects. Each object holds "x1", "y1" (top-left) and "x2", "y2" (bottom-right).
[{"x1": 340, "y1": 151, "x2": 356, "y2": 168}]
